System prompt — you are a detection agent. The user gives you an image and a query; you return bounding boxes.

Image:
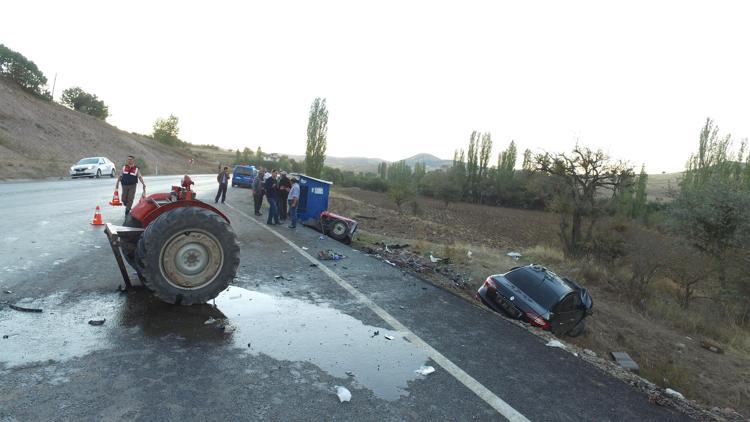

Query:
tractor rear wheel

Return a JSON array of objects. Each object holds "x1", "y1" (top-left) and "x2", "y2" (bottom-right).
[{"x1": 135, "y1": 207, "x2": 240, "y2": 305}]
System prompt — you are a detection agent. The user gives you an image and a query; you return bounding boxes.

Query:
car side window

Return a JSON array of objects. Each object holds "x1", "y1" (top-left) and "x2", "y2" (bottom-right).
[{"x1": 556, "y1": 293, "x2": 577, "y2": 313}]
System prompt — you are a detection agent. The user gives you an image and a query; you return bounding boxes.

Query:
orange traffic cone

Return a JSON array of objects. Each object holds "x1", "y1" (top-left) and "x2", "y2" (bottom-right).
[
  {"x1": 91, "y1": 205, "x2": 104, "y2": 226},
  {"x1": 109, "y1": 191, "x2": 122, "y2": 206}
]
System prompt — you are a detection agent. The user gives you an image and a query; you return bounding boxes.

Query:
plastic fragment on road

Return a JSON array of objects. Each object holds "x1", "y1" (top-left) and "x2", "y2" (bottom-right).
[
  {"x1": 415, "y1": 365, "x2": 435, "y2": 375},
  {"x1": 204, "y1": 317, "x2": 217, "y2": 325},
  {"x1": 274, "y1": 275, "x2": 285, "y2": 280},
  {"x1": 467, "y1": 250, "x2": 473, "y2": 259},
  {"x1": 507, "y1": 252, "x2": 522, "y2": 260},
  {"x1": 384, "y1": 335, "x2": 394, "y2": 340},
  {"x1": 384, "y1": 260, "x2": 396, "y2": 266},
  {"x1": 545, "y1": 339, "x2": 566, "y2": 349},
  {"x1": 335, "y1": 386, "x2": 352, "y2": 402},
  {"x1": 665, "y1": 388, "x2": 684, "y2": 400},
  {"x1": 302, "y1": 246, "x2": 309, "y2": 250},
  {"x1": 9, "y1": 304, "x2": 43, "y2": 313},
  {"x1": 228, "y1": 294, "x2": 242, "y2": 299},
  {"x1": 3, "y1": 290, "x2": 12, "y2": 294},
  {"x1": 88, "y1": 319, "x2": 106, "y2": 326},
  {"x1": 318, "y1": 250, "x2": 346, "y2": 261},
  {"x1": 319, "y1": 235, "x2": 326, "y2": 240},
  {"x1": 429, "y1": 253, "x2": 441, "y2": 263}
]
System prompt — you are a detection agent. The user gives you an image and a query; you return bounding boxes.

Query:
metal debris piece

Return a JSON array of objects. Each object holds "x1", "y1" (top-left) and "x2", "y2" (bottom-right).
[
  {"x1": 318, "y1": 250, "x2": 346, "y2": 261},
  {"x1": 3, "y1": 290, "x2": 11, "y2": 294},
  {"x1": 310, "y1": 263, "x2": 318, "y2": 267},
  {"x1": 88, "y1": 319, "x2": 106, "y2": 326},
  {"x1": 429, "y1": 254, "x2": 441, "y2": 263},
  {"x1": 274, "y1": 275, "x2": 285, "y2": 280},
  {"x1": 415, "y1": 365, "x2": 435, "y2": 375},
  {"x1": 9, "y1": 304, "x2": 43, "y2": 313},
  {"x1": 611, "y1": 351, "x2": 640, "y2": 373},
  {"x1": 384, "y1": 335, "x2": 394, "y2": 340},
  {"x1": 302, "y1": 246, "x2": 309, "y2": 250},
  {"x1": 507, "y1": 252, "x2": 522, "y2": 260},
  {"x1": 335, "y1": 386, "x2": 352, "y2": 402},
  {"x1": 204, "y1": 317, "x2": 217, "y2": 325},
  {"x1": 371, "y1": 330, "x2": 379, "y2": 337}
]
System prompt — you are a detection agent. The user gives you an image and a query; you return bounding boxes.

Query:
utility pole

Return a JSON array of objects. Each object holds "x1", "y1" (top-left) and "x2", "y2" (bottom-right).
[{"x1": 51, "y1": 73, "x2": 57, "y2": 99}]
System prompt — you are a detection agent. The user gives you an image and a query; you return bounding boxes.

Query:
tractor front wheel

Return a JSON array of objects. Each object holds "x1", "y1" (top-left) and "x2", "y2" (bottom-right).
[
  {"x1": 328, "y1": 220, "x2": 350, "y2": 244},
  {"x1": 135, "y1": 207, "x2": 240, "y2": 305}
]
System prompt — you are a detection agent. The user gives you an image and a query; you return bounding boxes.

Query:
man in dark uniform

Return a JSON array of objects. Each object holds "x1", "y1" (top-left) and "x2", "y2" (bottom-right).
[
  {"x1": 114, "y1": 155, "x2": 146, "y2": 215},
  {"x1": 252, "y1": 166, "x2": 265, "y2": 216},
  {"x1": 277, "y1": 171, "x2": 291, "y2": 221},
  {"x1": 215, "y1": 166, "x2": 230, "y2": 203},
  {"x1": 265, "y1": 169, "x2": 280, "y2": 225}
]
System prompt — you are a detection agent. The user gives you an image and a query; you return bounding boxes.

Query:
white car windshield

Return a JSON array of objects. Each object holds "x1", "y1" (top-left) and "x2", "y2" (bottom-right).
[{"x1": 77, "y1": 158, "x2": 99, "y2": 165}]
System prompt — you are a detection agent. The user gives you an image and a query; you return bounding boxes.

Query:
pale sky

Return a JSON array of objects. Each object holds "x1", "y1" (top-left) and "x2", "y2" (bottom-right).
[{"x1": 3, "y1": 1, "x2": 749, "y2": 173}]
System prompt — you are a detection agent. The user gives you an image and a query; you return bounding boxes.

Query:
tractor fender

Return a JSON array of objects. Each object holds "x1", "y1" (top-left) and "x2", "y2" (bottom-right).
[{"x1": 139, "y1": 200, "x2": 231, "y2": 227}]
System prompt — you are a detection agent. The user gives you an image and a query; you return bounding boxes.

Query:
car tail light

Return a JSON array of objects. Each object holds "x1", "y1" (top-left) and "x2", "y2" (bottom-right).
[
  {"x1": 483, "y1": 277, "x2": 497, "y2": 292},
  {"x1": 525, "y1": 311, "x2": 550, "y2": 330}
]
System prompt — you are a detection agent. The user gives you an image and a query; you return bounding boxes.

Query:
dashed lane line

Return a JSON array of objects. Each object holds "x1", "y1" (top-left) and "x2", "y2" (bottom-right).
[{"x1": 226, "y1": 203, "x2": 530, "y2": 422}]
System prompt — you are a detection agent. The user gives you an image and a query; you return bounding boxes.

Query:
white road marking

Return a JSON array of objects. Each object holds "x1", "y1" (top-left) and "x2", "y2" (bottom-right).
[{"x1": 227, "y1": 204, "x2": 530, "y2": 422}]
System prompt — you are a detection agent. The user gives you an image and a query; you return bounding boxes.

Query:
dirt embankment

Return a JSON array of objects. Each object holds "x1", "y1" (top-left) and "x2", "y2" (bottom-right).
[
  {"x1": 0, "y1": 78, "x2": 217, "y2": 180},
  {"x1": 329, "y1": 186, "x2": 749, "y2": 420}
]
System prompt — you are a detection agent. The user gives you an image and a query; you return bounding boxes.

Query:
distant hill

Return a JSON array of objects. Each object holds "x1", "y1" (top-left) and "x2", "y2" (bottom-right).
[
  {"x1": 402, "y1": 153, "x2": 452, "y2": 170},
  {"x1": 0, "y1": 77, "x2": 219, "y2": 180}
]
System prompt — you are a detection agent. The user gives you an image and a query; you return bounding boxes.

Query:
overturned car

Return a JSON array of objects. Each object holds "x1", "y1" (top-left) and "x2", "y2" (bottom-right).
[{"x1": 476, "y1": 264, "x2": 593, "y2": 337}]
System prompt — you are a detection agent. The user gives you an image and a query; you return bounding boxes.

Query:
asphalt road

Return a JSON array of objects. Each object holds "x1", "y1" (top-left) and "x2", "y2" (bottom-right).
[{"x1": 0, "y1": 176, "x2": 689, "y2": 421}]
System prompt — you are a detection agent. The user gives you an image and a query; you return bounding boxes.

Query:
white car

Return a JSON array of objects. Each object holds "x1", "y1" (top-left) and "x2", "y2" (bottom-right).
[{"x1": 70, "y1": 157, "x2": 116, "y2": 178}]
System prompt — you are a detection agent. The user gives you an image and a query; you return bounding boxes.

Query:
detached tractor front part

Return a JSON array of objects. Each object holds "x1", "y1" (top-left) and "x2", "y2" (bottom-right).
[{"x1": 105, "y1": 183, "x2": 240, "y2": 305}]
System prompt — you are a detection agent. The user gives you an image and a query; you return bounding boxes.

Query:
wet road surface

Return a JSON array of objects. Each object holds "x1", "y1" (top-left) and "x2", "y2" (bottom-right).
[{"x1": 0, "y1": 177, "x2": 689, "y2": 421}]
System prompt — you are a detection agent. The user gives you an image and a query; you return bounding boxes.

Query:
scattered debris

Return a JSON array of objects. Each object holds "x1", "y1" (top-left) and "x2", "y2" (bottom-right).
[
  {"x1": 88, "y1": 319, "x2": 106, "y2": 326},
  {"x1": 429, "y1": 254, "x2": 442, "y2": 263},
  {"x1": 415, "y1": 365, "x2": 435, "y2": 375},
  {"x1": 700, "y1": 339, "x2": 724, "y2": 354},
  {"x1": 384, "y1": 335, "x2": 394, "y2": 340},
  {"x1": 274, "y1": 275, "x2": 285, "y2": 280},
  {"x1": 545, "y1": 339, "x2": 566, "y2": 349},
  {"x1": 282, "y1": 250, "x2": 288, "y2": 254},
  {"x1": 3, "y1": 290, "x2": 11, "y2": 294},
  {"x1": 319, "y1": 235, "x2": 326, "y2": 240},
  {"x1": 204, "y1": 317, "x2": 217, "y2": 325},
  {"x1": 310, "y1": 264, "x2": 318, "y2": 267},
  {"x1": 665, "y1": 388, "x2": 685, "y2": 400},
  {"x1": 384, "y1": 260, "x2": 396, "y2": 266},
  {"x1": 611, "y1": 351, "x2": 640, "y2": 373},
  {"x1": 3, "y1": 335, "x2": 9, "y2": 339},
  {"x1": 318, "y1": 250, "x2": 346, "y2": 261},
  {"x1": 221, "y1": 325, "x2": 235, "y2": 333},
  {"x1": 9, "y1": 304, "x2": 43, "y2": 313},
  {"x1": 335, "y1": 386, "x2": 352, "y2": 403},
  {"x1": 345, "y1": 371, "x2": 354, "y2": 377},
  {"x1": 302, "y1": 246, "x2": 309, "y2": 250},
  {"x1": 506, "y1": 252, "x2": 522, "y2": 260},
  {"x1": 467, "y1": 250, "x2": 473, "y2": 259},
  {"x1": 583, "y1": 348, "x2": 597, "y2": 357},
  {"x1": 371, "y1": 330, "x2": 379, "y2": 337}
]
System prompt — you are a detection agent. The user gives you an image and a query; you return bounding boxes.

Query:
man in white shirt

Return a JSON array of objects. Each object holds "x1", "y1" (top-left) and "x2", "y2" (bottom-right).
[{"x1": 287, "y1": 176, "x2": 300, "y2": 228}]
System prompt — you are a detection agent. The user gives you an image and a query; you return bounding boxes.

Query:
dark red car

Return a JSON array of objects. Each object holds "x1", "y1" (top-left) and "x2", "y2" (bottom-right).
[{"x1": 476, "y1": 265, "x2": 593, "y2": 336}]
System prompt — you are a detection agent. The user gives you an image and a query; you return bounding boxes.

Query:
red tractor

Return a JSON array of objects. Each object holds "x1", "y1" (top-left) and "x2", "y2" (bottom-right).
[{"x1": 105, "y1": 177, "x2": 240, "y2": 305}]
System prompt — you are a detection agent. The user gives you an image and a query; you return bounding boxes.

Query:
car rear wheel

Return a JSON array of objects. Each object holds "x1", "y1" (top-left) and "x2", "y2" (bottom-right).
[
  {"x1": 566, "y1": 318, "x2": 587, "y2": 337},
  {"x1": 96, "y1": 169, "x2": 101, "y2": 178},
  {"x1": 135, "y1": 207, "x2": 240, "y2": 305}
]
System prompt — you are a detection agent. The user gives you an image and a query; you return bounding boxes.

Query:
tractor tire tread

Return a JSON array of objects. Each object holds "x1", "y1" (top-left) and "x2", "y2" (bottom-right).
[{"x1": 137, "y1": 207, "x2": 239, "y2": 305}]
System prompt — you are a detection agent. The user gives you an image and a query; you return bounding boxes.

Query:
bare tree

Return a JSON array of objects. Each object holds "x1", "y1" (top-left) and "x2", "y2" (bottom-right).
[{"x1": 535, "y1": 145, "x2": 634, "y2": 257}]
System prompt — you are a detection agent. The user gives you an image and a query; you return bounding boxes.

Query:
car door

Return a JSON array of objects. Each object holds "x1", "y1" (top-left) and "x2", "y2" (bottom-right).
[{"x1": 548, "y1": 292, "x2": 583, "y2": 335}]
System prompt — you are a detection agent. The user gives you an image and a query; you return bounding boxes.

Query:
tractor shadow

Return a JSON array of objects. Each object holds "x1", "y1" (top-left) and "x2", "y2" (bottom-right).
[{"x1": 117, "y1": 288, "x2": 232, "y2": 344}]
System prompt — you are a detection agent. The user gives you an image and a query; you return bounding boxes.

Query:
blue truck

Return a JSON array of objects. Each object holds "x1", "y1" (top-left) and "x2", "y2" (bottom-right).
[{"x1": 231, "y1": 165, "x2": 257, "y2": 188}]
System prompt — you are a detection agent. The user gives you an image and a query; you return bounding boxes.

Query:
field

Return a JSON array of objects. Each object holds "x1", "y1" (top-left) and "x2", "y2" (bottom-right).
[{"x1": 329, "y1": 186, "x2": 750, "y2": 417}]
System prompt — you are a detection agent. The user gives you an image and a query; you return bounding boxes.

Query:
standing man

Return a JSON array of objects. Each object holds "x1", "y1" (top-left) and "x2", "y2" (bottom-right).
[
  {"x1": 277, "y1": 171, "x2": 291, "y2": 222},
  {"x1": 215, "y1": 166, "x2": 230, "y2": 204},
  {"x1": 287, "y1": 176, "x2": 300, "y2": 229},
  {"x1": 114, "y1": 155, "x2": 146, "y2": 216},
  {"x1": 264, "y1": 169, "x2": 280, "y2": 225},
  {"x1": 252, "y1": 166, "x2": 265, "y2": 216}
]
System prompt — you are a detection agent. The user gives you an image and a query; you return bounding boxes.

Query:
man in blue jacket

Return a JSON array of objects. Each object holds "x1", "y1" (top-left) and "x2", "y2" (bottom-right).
[
  {"x1": 264, "y1": 169, "x2": 280, "y2": 225},
  {"x1": 215, "y1": 166, "x2": 230, "y2": 203}
]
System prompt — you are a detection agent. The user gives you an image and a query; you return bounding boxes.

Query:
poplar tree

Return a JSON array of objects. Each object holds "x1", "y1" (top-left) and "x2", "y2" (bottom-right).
[{"x1": 305, "y1": 97, "x2": 328, "y2": 178}]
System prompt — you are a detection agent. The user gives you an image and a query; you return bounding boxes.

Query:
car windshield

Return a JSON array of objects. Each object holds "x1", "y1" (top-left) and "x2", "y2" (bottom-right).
[
  {"x1": 77, "y1": 158, "x2": 99, "y2": 165},
  {"x1": 235, "y1": 167, "x2": 253, "y2": 175},
  {"x1": 504, "y1": 267, "x2": 568, "y2": 310}
]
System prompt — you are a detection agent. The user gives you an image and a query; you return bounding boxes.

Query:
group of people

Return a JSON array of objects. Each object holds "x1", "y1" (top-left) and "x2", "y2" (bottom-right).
[
  {"x1": 250, "y1": 167, "x2": 300, "y2": 228},
  {"x1": 111, "y1": 156, "x2": 300, "y2": 230}
]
